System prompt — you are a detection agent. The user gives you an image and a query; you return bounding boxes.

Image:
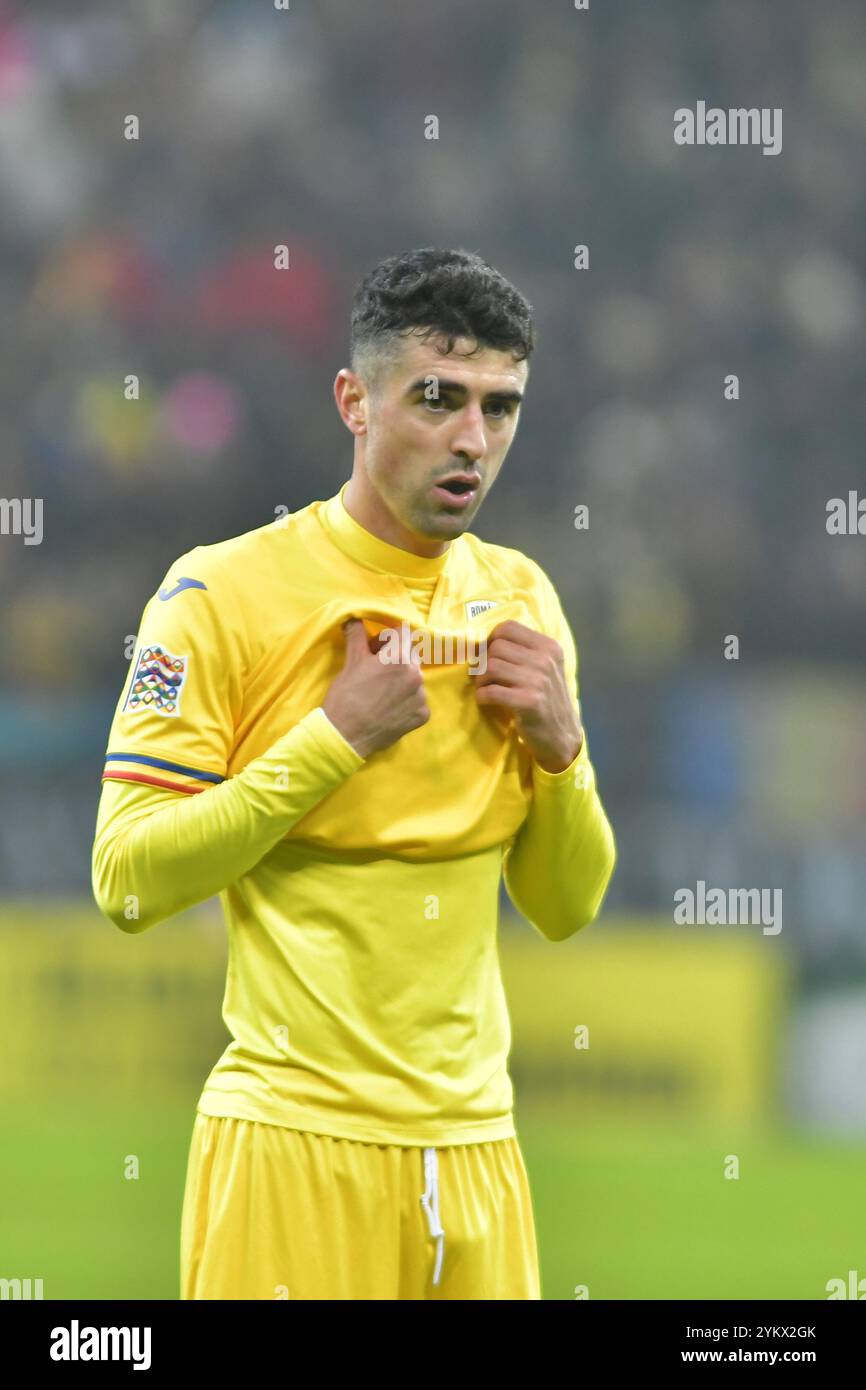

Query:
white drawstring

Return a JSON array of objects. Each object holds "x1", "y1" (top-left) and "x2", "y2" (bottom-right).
[{"x1": 420, "y1": 1147, "x2": 445, "y2": 1285}]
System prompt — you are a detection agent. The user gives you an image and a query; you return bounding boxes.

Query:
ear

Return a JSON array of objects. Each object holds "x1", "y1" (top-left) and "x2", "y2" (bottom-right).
[{"x1": 334, "y1": 369, "x2": 368, "y2": 436}]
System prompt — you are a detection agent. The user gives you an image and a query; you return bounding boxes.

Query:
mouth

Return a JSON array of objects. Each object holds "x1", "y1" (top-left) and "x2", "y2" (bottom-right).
[{"x1": 431, "y1": 474, "x2": 481, "y2": 509}]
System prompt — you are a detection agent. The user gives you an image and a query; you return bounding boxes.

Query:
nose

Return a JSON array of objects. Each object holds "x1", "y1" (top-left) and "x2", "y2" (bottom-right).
[{"x1": 449, "y1": 403, "x2": 486, "y2": 463}]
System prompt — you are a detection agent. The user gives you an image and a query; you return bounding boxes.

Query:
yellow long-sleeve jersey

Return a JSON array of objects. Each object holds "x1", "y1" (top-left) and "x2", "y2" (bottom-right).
[{"x1": 91, "y1": 484, "x2": 616, "y2": 1146}]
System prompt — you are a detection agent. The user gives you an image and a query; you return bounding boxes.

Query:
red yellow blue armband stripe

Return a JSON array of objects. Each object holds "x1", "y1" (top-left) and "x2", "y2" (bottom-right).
[{"x1": 102, "y1": 752, "x2": 226, "y2": 795}]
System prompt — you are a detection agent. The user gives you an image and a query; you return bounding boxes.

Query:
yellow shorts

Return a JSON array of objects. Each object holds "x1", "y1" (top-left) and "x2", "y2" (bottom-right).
[{"x1": 180, "y1": 1113, "x2": 541, "y2": 1300}]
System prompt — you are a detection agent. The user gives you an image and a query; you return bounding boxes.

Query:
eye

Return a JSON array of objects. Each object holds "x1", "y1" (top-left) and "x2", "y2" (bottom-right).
[
  {"x1": 485, "y1": 401, "x2": 517, "y2": 419},
  {"x1": 422, "y1": 397, "x2": 447, "y2": 412}
]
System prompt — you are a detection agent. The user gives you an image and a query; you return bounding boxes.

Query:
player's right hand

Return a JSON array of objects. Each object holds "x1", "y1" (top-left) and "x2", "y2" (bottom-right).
[{"x1": 321, "y1": 618, "x2": 430, "y2": 759}]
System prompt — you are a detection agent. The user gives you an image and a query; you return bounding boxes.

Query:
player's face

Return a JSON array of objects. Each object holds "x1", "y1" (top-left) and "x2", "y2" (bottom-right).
[{"x1": 356, "y1": 334, "x2": 528, "y2": 552}]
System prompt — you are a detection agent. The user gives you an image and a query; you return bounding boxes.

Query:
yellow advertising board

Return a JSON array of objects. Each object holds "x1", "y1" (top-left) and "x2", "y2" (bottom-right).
[
  {"x1": 501, "y1": 917, "x2": 789, "y2": 1125},
  {"x1": 0, "y1": 906, "x2": 787, "y2": 1125}
]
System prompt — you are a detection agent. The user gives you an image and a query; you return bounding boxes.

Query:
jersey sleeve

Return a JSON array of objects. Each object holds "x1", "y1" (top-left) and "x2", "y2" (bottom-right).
[
  {"x1": 92, "y1": 706, "x2": 366, "y2": 933},
  {"x1": 501, "y1": 559, "x2": 616, "y2": 940},
  {"x1": 101, "y1": 548, "x2": 245, "y2": 795},
  {"x1": 532, "y1": 561, "x2": 581, "y2": 710}
]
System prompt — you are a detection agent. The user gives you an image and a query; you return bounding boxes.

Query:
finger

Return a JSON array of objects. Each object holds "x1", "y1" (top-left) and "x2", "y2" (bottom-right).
[
  {"x1": 342, "y1": 618, "x2": 372, "y2": 661},
  {"x1": 475, "y1": 683, "x2": 526, "y2": 709},
  {"x1": 482, "y1": 636, "x2": 548, "y2": 669},
  {"x1": 485, "y1": 620, "x2": 545, "y2": 650},
  {"x1": 473, "y1": 655, "x2": 534, "y2": 688}
]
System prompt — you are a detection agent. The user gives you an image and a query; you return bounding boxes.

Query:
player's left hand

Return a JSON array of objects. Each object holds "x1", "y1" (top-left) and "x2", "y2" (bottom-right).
[{"x1": 471, "y1": 619, "x2": 584, "y2": 773}]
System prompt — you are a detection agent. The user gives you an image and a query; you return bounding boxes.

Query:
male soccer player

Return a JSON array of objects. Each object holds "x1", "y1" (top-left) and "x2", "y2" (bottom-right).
[{"x1": 91, "y1": 247, "x2": 616, "y2": 1301}]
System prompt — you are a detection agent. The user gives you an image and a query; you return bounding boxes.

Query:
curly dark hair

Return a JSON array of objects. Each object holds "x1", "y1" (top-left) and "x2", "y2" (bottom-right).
[{"x1": 350, "y1": 248, "x2": 534, "y2": 389}]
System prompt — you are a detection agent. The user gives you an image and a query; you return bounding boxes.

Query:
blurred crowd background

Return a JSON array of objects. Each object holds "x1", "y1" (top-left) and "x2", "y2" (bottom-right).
[{"x1": 1, "y1": 0, "x2": 865, "y2": 1194}]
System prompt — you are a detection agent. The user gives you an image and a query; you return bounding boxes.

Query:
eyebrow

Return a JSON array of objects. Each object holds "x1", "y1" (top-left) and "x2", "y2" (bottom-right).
[{"x1": 405, "y1": 377, "x2": 524, "y2": 405}]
